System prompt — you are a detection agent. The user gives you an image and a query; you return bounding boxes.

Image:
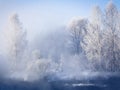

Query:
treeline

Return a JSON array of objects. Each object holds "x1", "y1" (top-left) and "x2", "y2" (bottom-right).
[{"x1": 68, "y1": 1, "x2": 120, "y2": 72}]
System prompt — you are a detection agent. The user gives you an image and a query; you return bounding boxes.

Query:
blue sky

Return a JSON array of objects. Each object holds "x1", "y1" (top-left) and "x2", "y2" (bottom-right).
[{"x1": 0, "y1": 0, "x2": 120, "y2": 41}]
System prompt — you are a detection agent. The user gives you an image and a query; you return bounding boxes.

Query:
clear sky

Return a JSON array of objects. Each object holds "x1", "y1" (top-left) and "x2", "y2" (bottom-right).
[{"x1": 0, "y1": 0, "x2": 120, "y2": 41}]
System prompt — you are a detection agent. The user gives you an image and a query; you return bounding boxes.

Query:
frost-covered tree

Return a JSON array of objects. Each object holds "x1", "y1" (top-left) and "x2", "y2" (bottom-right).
[
  {"x1": 103, "y1": 1, "x2": 120, "y2": 71},
  {"x1": 24, "y1": 50, "x2": 58, "y2": 81},
  {"x1": 67, "y1": 17, "x2": 88, "y2": 54},
  {"x1": 25, "y1": 59, "x2": 49, "y2": 81},
  {"x1": 82, "y1": 6, "x2": 103, "y2": 70},
  {"x1": 5, "y1": 13, "x2": 27, "y2": 67}
]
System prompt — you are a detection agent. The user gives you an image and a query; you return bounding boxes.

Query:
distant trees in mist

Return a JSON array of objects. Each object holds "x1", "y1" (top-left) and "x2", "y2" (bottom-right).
[
  {"x1": 4, "y1": 13, "x2": 27, "y2": 71},
  {"x1": 6, "y1": 14, "x2": 27, "y2": 60}
]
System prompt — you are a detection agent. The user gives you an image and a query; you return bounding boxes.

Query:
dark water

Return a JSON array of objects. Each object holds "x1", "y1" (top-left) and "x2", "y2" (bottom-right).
[{"x1": 0, "y1": 76, "x2": 120, "y2": 90}]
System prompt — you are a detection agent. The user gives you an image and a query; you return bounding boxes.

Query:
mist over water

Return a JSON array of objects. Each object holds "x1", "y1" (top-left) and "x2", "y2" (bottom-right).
[
  {"x1": 0, "y1": 27, "x2": 117, "y2": 82},
  {"x1": 0, "y1": 23, "x2": 96, "y2": 81}
]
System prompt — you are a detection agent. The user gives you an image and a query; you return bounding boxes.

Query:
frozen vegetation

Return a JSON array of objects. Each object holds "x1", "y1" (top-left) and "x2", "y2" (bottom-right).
[{"x1": 0, "y1": 1, "x2": 120, "y2": 82}]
